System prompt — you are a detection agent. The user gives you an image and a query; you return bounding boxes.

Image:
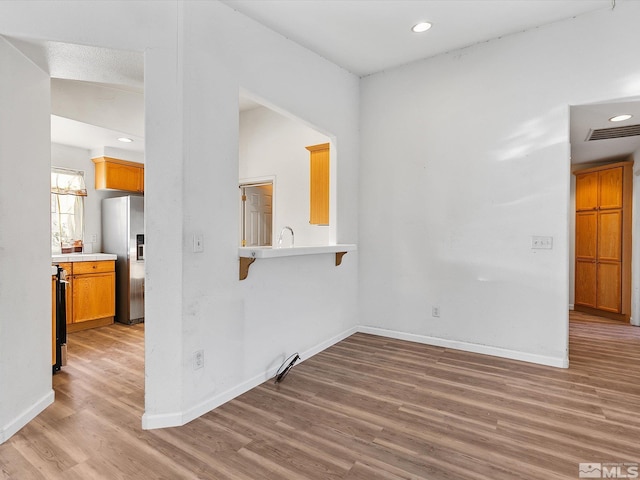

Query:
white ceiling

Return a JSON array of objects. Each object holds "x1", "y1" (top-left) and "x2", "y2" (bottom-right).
[
  {"x1": 221, "y1": 0, "x2": 612, "y2": 77},
  {"x1": 51, "y1": 115, "x2": 144, "y2": 155},
  {"x1": 9, "y1": 0, "x2": 640, "y2": 165},
  {"x1": 7, "y1": 37, "x2": 143, "y2": 91},
  {"x1": 571, "y1": 100, "x2": 640, "y2": 165}
]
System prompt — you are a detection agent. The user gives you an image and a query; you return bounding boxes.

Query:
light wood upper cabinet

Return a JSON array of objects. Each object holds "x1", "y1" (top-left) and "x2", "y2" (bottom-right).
[
  {"x1": 93, "y1": 156, "x2": 144, "y2": 193},
  {"x1": 598, "y1": 167, "x2": 623, "y2": 210},
  {"x1": 306, "y1": 143, "x2": 330, "y2": 225},
  {"x1": 575, "y1": 171, "x2": 598, "y2": 211}
]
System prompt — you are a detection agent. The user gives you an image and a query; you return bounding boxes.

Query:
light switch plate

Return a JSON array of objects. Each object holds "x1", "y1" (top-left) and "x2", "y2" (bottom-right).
[{"x1": 531, "y1": 236, "x2": 553, "y2": 249}]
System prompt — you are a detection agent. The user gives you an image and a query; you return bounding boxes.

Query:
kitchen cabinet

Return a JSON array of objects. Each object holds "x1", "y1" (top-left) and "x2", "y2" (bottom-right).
[
  {"x1": 93, "y1": 156, "x2": 144, "y2": 193},
  {"x1": 55, "y1": 260, "x2": 116, "y2": 332},
  {"x1": 51, "y1": 274, "x2": 56, "y2": 366},
  {"x1": 306, "y1": 143, "x2": 330, "y2": 225},
  {"x1": 57, "y1": 262, "x2": 73, "y2": 326},
  {"x1": 574, "y1": 160, "x2": 633, "y2": 321}
]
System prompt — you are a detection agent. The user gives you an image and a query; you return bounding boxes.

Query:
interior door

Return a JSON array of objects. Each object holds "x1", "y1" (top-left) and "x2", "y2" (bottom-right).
[{"x1": 242, "y1": 184, "x2": 273, "y2": 246}]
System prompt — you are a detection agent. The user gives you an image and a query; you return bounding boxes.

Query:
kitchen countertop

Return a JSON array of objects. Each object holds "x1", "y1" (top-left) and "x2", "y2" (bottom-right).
[
  {"x1": 52, "y1": 253, "x2": 117, "y2": 263},
  {"x1": 238, "y1": 244, "x2": 357, "y2": 259}
]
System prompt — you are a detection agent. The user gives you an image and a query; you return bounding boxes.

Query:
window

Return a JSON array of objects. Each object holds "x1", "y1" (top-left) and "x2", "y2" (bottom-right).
[{"x1": 51, "y1": 167, "x2": 87, "y2": 253}]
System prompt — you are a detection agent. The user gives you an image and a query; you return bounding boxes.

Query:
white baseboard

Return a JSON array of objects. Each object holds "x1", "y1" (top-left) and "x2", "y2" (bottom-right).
[
  {"x1": 358, "y1": 326, "x2": 569, "y2": 369},
  {"x1": 142, "y1": 325, "x2": 358, "y2": 430},
  {"x1": 142, "y1": 323, "x2": 571, "y2": 430},
  {"x1": 1, "y1": 389, "x2": 54, "y2": 444},
  {"x1": 569, "y1": 304, "x2": 575, "y2": 310}
]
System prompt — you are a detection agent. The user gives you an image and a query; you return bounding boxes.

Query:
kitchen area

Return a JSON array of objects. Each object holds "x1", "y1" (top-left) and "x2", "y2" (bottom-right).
[
  {"x1": 51, "y1": 156, "x2": 145, "y2": 372},
  {"x1": 47, "y1": 71, "x2": 146, "y2": 373}
]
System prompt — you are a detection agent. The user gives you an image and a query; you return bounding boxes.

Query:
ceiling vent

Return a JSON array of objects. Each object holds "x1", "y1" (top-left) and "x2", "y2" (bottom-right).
[{"x1": 587, "y1": 124, "x2": 640, "y2": 141}]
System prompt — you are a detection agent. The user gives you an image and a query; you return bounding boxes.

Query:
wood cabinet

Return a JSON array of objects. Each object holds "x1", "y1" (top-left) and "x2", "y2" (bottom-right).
[
  {"x1": 93, "y1": 156, "x2": 144, "y2": 193},
  {"x1": 51, "y1": 274, "x2": 56, "y2": 366},
  {"x1": 55, "y1": 261, "x2": 116, "y2": 333},
  {"x1": 574, "y1": 161, "x2": 633, "y2": 320},
  {"x1": 57, "y1": 262, "x2": 73, "y2": 326},
  {"x1": 306, "y1": 143, "x2": 330, "y2": 225}
]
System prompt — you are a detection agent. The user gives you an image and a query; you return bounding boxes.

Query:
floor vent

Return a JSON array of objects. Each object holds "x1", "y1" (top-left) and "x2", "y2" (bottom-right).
[{"x1": 587, "y1": 124, "x2": 640, "y2": 141}]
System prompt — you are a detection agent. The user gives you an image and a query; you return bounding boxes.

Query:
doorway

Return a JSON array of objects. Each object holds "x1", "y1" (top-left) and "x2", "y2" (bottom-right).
[
  {"x1": 240, "y1": 182, "x2": 273, "y2": 247},
  {"x1": 569, "y1": 100, "x2": 640, "y2": 328}
]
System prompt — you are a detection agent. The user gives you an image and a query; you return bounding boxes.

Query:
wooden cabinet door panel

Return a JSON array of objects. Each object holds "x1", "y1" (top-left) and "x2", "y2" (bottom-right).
[
  {"x1": 73, "y1": 260, "x2": 115, "y2": 275},
  {"x1": 52, "y1": 276, "x2": 56, "y2": 365},
  {"x1": 598, "y1": 167, "x2": 623, "y2": 210},
  {"x1": 57, "y1": 263, "x2": 73, "y2": 325},
  {"x1": 597, "y1": 210, "x2": 622, "y2": 262},
  {"x1": 575, "y1": 211, "x2": 597, "y2": 259},
  {"x1": 596, "y1": 262, "x2": 622, "y2": 313},
  {"x1": 72, "y1": 272, "x2": 115, "y2": 323},
  {"x1": 65, "y1": 279, "x2": 73, "y2": 325},
  {"x1": 306, "y1": 143, "x2": 330, "y2": 225},
  {"x1": 575, "y1": 260, "x2": 597, "y2": 308},
  {"x1": 139, "y1": 168, "x2": 144, "y2": 192},
  {"x1": 575, "y1": 172, "x2": 598, "y2": 211},
  {"x1": 105, "y1": 163, "x2": 140, "y2": 192}
]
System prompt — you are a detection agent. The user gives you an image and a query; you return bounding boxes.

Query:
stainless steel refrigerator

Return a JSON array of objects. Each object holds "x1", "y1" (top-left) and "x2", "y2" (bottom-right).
[{"x1": 102, "y1": 195, "x2": 144, "y2": 324}]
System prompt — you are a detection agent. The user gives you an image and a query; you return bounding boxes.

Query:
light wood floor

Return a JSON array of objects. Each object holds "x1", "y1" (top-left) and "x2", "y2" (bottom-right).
[{"x1": 1, "y1": 311, "x2": 639, "y2": 479}]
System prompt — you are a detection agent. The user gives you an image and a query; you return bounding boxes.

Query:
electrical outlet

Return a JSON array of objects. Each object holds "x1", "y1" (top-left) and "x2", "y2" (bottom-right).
[
  {"x1": 194, "y1": 350, "x2": 204, "y2": 370},
  {"x1": 432, "y1": 306, "x2": 440, "y2": 318},
  {"x1": 193, "y1": 234, "x2": 204, "y2": 253},
  {"x1": 90, "y1": 234, "x2": 97, "y2": 243}
]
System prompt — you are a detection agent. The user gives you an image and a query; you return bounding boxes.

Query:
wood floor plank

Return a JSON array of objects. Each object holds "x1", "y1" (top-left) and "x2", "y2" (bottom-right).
[{"x1": 2, "y1": 312, "x2": 640, "y2": 479}]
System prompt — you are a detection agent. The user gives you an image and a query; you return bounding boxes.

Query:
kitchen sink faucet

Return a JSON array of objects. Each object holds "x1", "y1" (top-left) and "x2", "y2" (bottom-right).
[{"x1": 278, "y1": 226, "x2": 294, "y2": 248}]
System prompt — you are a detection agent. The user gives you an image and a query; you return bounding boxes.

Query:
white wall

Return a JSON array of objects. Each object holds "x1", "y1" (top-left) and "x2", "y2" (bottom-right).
[
  {"x1": 0, "y1": 0, "x2": 359, "y2": 438},
  {"x1": 633, "y1": 149, "x2": 640, "y2": 326},
  {"x1": 0, "y1": 37, "x2": 53, "y2": 443},
  {"x1": 0, "y1": 0, "x2": 182, "y2": 439},
  {"x1": 360, "y1": 1, "x2": 640, "y2": 367},
  {"x1": 239, "y1": 106, "x2": 331, "y2": 246},
  {"x1": 569, "y1": 173, "x2": 576, "y2": 309},
  {"x1": 173, "y1": 1, "x2": 359, "y2": 427}
]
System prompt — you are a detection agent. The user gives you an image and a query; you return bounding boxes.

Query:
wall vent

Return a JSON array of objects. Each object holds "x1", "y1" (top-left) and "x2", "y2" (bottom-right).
[{"x1": 587, "y1": 124, "x2": 640, "y2": 141}]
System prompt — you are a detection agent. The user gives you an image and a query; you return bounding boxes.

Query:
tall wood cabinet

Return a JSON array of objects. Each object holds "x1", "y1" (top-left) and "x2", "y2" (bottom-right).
[
  {"x1": 306, "y1": 143, "x2": 330, "y2": 225},
  {"x1": 574, "y1": 160, "x2": 633, "y2": 321}
]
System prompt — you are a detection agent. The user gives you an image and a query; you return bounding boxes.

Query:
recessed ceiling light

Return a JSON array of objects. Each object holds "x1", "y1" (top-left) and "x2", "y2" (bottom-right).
[
  {"x1": 609, "y1": 114, "x2": 633, "y2": 122},
  {"x1": 118, "y1": 137, "x2": 134, "y2": 143},
  {"x1": 412, "y1": 22, "x2": 432, "y2": 33}
]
